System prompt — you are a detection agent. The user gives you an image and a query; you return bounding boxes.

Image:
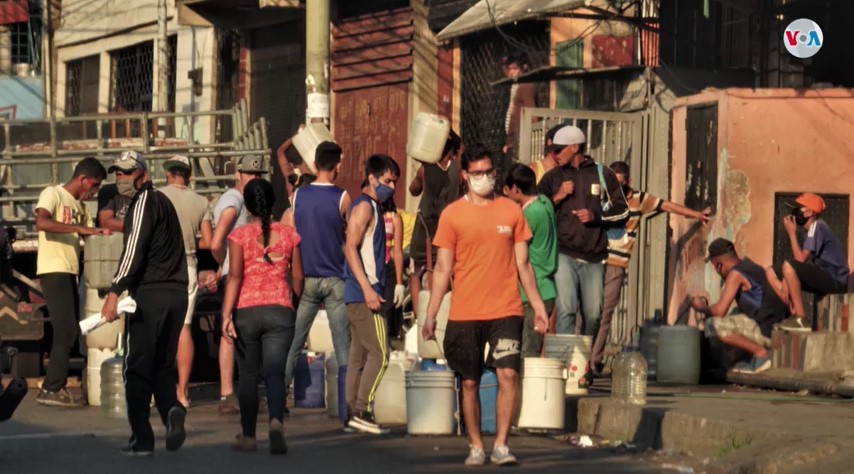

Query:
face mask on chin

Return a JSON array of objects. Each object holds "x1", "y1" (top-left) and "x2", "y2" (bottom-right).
[
  {"x1": 116, "y1": 179, "x2": 137, "y2": 198},
  {"x1": 468, "y1": 175, "x2": 495, "y2": 197}
]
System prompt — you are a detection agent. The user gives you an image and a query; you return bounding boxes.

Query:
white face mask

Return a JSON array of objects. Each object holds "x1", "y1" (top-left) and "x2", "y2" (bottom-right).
[{"x1": 467, "y1": 175, "x2": 495, "y2": 197}]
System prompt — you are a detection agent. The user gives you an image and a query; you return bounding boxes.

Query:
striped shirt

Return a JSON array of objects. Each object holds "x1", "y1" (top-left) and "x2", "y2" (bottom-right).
[{"x1": 606, "y1": 190, "x2": 662, "y2": 269}]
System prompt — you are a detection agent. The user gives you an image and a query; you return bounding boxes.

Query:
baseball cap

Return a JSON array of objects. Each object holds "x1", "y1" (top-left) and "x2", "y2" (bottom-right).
[
  {"x1": 553, "y1": 125, "x2": 586, "y2": 146},
  {"x1": 784, "y1": 192, "x2": 825, "y2": 214},
  {"x1": 237, "y1": 156, "x2": 268, "y2": 175},
  {"x1": 108, "y1": 150, "x2": 146, "y2": 173},
  {"x1": 163, "y1": 155, "x2": 191, "y2": 172},
  {"x1": 706, "y1": 238, "x2": 735, "y2": 262}
]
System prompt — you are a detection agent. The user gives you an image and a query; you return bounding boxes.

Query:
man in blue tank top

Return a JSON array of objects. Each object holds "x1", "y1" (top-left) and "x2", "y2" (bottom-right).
[
  {"x1": 691, "y1": 239, "x2": 788, "y2": 374},
  {"x1": 343, "y1": 154, "x2": 399, "y2": 435},
  {"x1": 285, "y1": 142, "x2": 353, "y2": 413}
]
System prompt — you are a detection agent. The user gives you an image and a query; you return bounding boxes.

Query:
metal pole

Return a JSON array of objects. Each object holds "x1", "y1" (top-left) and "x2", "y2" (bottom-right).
[
  {"x1": 305, "y1": 0, "x2": 330, "y2": 125},
  {"x1": 156, "y1": 0, "x2": 169, "y2": 136}
]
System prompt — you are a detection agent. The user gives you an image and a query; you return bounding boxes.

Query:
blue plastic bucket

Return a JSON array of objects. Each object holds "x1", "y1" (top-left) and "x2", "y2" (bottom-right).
[{"x1": 479, "y1": 370, "x2": 498, "y2": 434}]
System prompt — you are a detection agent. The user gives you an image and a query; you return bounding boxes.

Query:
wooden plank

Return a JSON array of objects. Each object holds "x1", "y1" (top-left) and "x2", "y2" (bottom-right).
[
  {"x1": 332, "y1": 8, "x2": 412, "y2": 36},
  {"x1": 332, "y1": 70, "x2": 413, "y2": 92}
]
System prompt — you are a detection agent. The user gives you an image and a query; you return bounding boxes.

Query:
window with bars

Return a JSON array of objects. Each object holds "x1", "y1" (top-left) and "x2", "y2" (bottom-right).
[
  {"x1": 110, "y1": 41, "x2": 154, "y2": 112},
  {"x1": 65, "y1": 55, "x2": 100, "y2": 116}
]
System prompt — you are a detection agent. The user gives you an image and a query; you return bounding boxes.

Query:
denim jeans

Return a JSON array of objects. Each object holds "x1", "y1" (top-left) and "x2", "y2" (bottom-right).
[
  {"x1": 554, "y1": 254, "x2": 605, "y2": 336},
  {"x1": 234, "y1": 304, "x2": 295, "y2": 437},
  {"x1": 285, "y1": 277, "x2": 350, "y2": 388}
]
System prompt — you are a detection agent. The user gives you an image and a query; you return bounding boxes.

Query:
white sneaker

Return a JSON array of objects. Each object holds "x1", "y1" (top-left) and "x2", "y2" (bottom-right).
[
  {"x1": 490, "y1": 445, "x2": 518, "y2": 466},
  {"x1": 465, "y1": 446, "x2": 486, "y2": 466}
]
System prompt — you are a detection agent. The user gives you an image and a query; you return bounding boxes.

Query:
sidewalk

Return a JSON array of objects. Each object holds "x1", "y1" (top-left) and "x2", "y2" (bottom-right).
[{"x1": 574, "y1": 383, "x2": 854, "y2": 474}]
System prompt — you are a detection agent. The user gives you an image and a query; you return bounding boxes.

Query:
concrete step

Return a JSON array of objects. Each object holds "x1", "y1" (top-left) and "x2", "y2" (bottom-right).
[{"x1": 771, "y1": 330, "x2": 854, "y2": 372}]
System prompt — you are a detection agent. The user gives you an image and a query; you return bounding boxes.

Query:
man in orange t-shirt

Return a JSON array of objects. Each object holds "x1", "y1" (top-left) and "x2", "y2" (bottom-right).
[{"x1": 423, "y1": 144, "x2": 548, "y2": 467}]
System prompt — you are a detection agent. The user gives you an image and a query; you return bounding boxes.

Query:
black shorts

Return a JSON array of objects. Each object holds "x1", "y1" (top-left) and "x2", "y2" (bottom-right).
[
  {"x1": 783, "y1": 260, "x2": 847, "y2": 295},
  {"x1": 442, "y1": 316, "x2": 523, "y2": 381}
]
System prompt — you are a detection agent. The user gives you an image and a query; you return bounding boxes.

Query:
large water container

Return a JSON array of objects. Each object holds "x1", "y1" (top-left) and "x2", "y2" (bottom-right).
[
  {"x1": 82, "y1": 286, "x2": 125, "y2": 350},
  {"x1": 307, "y1": 309, "x2": 334, "y2": 354},
  {"x1": 416, "y1": 290, "x2": 452, "y2": 359},
  {"x1": 516, "y1": 358, "x2": 567, "y2": 430},
  {"x1": 544, "y1": 335, "x2": 592, "y2": 395},
  {"x1": 405, "y1": 371, "x2": 456, "y2": 435},
  {"x1": 407, "y1": 113, "x2": 451, "y2": 164},
  {"x1": 373, "y1": 352, "x2": 416, "y2": 426},
  {"x1": 292, "y1": 124, "x2": 335, "y2": 173},
  {"x1": 100, "y1": 346, "x2": 126, "y2": 418},
  {"x1": 479, "y1": 370, "x2": 498, "y2": 434},
  {"x1": 624, "y1": 351, "x2": 648, "y2": 405},
  {"x1": 639, "y1": 323, "x2": 660, "y2": 379},
  {"x1": 83, "y1": 233, "x2": 124, "y2": 289},
  {"x1": 656, "y1": 325, "x2": 701, "y2": 385},
  {"x1": 85, "y1": 347, "x2": 115, "y2": 406},
  {"x1": 294, "y1": 352, "x2": 326, "y2": 408},
  {"x1": 611, "y1": 350, "x2": 629, "y2": 403}
]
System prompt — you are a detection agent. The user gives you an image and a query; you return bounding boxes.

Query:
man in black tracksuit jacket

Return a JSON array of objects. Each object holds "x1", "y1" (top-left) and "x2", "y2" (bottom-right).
[
  {"x1": 538, "y1": 126, "x2": 628, "y2": 338},
  {"x1": 101, "y1": 152, "x2": 188, "y2": 456}
]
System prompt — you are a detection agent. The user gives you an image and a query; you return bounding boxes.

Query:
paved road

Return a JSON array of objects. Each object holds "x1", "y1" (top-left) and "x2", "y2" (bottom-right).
[{"x1": 1, "y1": 389, "x2": 679, "y2": 474}]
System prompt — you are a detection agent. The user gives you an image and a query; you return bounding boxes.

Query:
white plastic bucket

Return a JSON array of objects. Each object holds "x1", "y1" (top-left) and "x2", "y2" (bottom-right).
[
  {"x1": 416, "y1": 290, "x2": 451, "y2": 359},
  {"x1": 86, "y1": 347, "x2": 116, "y2": 406},
  {"x1": 307, "y1": 309, "x2": 334, "y2": 354},
  {"x1": 405, "y1": 371, "x2": 456, "y2": 435},
  {"x1": 325, "y1": 352, "x2": 338, "y2": 418},
  {"x1": 374, "y1": 354, "x2": 415, "y2": 425},
  {"x1": 83, "y1": 287, "x2": 125, "y2": 350},
  {"x1": 292, "y1": 123, "x2": 335, "y2": 172},
  {"x1": 544, "y1": 335, "x2": 592, "y2": 395},
  {"x1": 407, "y1": 113, "x2": 451, "y2": 164},
  {"x1": 516, "y1": 358, "x2": 567, "y2": 430}
]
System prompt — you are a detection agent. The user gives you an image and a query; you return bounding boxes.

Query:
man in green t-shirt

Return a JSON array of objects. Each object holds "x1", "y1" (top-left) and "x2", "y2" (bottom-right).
[{"x1": 503, "y1": 164, "x2": 557, "y2": 357}]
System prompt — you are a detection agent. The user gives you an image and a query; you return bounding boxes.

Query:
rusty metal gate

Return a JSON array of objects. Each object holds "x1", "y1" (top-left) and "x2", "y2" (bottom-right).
[{"x1": 519, "y1": 107, "x2": 653, "y2": 353}]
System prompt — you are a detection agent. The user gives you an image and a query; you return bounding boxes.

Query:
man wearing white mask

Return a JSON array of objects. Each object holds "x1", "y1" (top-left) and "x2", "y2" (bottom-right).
[{"x1": 423, "y1": 144, "x2": 548, "y2": 467}]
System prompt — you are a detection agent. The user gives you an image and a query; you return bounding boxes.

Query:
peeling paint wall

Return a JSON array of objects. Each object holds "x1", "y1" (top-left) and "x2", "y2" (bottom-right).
[{"x1": 668, "y1": 88, "x2": 854, "y2": 325}]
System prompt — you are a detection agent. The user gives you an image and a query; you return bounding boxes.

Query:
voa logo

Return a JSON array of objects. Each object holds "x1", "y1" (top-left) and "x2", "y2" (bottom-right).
[{"x1": 783, "y1": 18, "x2": 823, "y2": 59}]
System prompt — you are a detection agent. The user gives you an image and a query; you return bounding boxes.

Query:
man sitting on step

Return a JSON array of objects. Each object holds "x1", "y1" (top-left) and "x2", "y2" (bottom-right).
[{"x1": 691, "y1": 239, "x2": 788, "y2": 375}]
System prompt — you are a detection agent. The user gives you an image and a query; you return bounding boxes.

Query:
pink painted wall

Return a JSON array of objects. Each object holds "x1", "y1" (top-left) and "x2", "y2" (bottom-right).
[{"x1": 667, "y1": 88, "x2": 854, "y2": 325}]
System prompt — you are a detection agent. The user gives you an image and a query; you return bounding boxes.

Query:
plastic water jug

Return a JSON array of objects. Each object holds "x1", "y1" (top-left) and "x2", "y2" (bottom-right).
[
  {"x1": 86, "y1": 347, "x2": 115, "y2": 406},
  {"x1": 407, "y1": 113, "x2": 451, "y2": 164},
  {"x1": 292, "y1": 124, "x2": 335, "y2": 172},
  {"x1": 83, "y1": 232, "x2": 124, "y2": 289},
  {"x1": 416, "y1": 290, "x2": 451, "y2": 359},
  {"x1": 83, "y1": 286, "x2": 124, "y2": 350},
  {"x1": 624, "y1": 351, "x2": 648, "y2": 406},
  {"x1": 639, "y1": 322, "x2": 660, "y2": 379},
  {"x1": 100, "y1": 334, "x2": 126, "y2": 418},
  {"x1": 610, "y1": 350, "x2": 628, "y2": 403}
]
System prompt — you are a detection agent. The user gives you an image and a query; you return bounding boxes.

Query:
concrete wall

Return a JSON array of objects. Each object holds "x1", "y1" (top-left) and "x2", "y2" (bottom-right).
[
  {"x1": 54, "y1": 0, "x2": 217, "y2": 143},
  {"x1": 667, "y1": 88, "x2": 854, "y2": 325}
]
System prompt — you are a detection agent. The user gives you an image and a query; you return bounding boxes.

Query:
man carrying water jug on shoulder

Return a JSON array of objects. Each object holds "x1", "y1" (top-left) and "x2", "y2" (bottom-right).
[{"x1": 423, "y1": 144, "x2": 548, "y2": 467}]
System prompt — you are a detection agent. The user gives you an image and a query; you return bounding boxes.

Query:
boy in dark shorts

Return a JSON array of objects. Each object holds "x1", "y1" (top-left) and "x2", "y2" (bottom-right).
[
  {"x1": 767, "y1": 193, "x2": 849, "y2": 331},
  {"x1": 423, "y1": 145, "x2": 548, "y2": 467}
]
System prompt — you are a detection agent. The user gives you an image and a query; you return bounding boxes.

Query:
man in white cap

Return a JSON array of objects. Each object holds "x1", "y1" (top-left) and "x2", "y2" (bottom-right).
[
  {"x1": 98, "y1": 151, "x2": 146, "y2": 232},
  {"x1": 158, "y1": 155, "x2": 216, "y2": 408},
  {"x1": 538, "y1": 126, "x2": 629, "y2": 340},
  {"x1": 211, "y1": 155, "x2": 268, "y2": 414}
]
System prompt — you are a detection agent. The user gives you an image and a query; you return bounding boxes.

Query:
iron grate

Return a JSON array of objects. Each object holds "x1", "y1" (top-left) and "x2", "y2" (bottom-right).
[
  {"x1": 110, "y1": 41, "x2": 154, "y2": 113},
  {"x1": 459, "y1": 24, "x2": 550, "y2": 179}
]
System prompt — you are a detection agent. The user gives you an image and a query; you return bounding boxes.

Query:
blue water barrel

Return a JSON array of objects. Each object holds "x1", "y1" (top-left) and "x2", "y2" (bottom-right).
[
  {"x1": 294, "y1": 353, "x2": 326, "y2": 408},
  {"x1": 420, "y1": 359, "x2": 450, "y2": 372},
  {"x1": 479, "y1": 371, "x2": 498, "y2": 434}
]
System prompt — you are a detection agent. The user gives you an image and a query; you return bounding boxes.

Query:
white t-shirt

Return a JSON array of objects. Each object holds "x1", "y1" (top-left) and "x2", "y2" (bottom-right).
[{"x1": 213, "y1": 188, "x2": 249, "y2": 276}]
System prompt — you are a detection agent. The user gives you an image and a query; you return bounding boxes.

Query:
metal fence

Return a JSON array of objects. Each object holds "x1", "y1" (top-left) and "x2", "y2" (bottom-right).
[{"x1": 519, "y1": 107, "x2": 649, "y2": 352}]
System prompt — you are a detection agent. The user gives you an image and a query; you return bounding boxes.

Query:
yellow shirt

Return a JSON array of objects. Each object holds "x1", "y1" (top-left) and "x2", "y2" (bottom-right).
[
  {"x1": 398, "y1": 210, "x2": 415, "y2": 249},
  {"x1": 36, "y1": 185, "x2": 92, "y2": 275}
]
